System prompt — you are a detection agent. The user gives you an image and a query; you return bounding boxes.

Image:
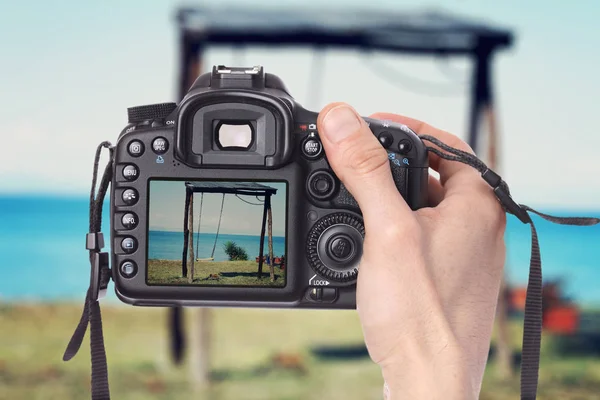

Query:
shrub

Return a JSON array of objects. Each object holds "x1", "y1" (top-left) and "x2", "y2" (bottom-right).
[{"x1": 223, "y1": 241, "x2": 248, "y2": 261}]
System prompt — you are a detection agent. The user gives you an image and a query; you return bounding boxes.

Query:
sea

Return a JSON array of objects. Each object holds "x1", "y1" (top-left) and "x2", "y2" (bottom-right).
[
  {"x1": 148, "y1": 231, "x2": 286, "y2": 263},
  {"x1": 1, "y1": 195, "x2": 600, "y2": 306}
]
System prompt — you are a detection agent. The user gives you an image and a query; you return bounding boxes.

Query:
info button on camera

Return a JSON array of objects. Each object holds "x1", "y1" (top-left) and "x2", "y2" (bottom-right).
[{"x1": 121, "y1": 213, "x2": 138, "y2": 230}]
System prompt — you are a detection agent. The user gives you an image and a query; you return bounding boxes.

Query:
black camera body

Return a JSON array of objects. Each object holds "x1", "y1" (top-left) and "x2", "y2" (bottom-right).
[{"x1": 111, "y1": 66, "x2": 428, "y2": 309}]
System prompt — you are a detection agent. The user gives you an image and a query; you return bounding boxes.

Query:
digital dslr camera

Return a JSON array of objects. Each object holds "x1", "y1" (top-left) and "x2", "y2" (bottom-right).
[{"x1": 111, "y1": 65, "x2": 429, "y2": 309}]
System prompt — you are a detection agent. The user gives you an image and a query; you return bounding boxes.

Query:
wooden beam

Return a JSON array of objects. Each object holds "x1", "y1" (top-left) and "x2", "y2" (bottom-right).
[
  {"x1": 188, "y1": 194, "x2": 195, "y2": 284},
  {"x1": 189, "y1": 307, "x2": 212, "y2": 388},
  {"x1": 257, "y1": 196, "x2": 268, "y2": 279},
  {"x1": 182, "y1": 188, "x2": 191, "y2": 277},
  {"x1": 258, "y1": 195, "x2": 267, "y2": 279},
  {"x1": 266, "y1": 195, "x2": 275, "y2": 282}
]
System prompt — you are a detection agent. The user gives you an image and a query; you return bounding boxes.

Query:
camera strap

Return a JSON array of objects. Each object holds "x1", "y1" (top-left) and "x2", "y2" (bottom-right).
[
  {"x1": 63, "y1": 141, "x2": 113, "y2": 400},
  {"x1": 419, "y1": 134, "x2": 600, "y2": 400},
  {"x1": 64, "y1": 139, "x2": 599, "y2": 400}
]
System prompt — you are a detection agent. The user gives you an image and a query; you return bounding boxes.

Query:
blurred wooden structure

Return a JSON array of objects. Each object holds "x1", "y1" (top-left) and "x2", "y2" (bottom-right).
[{"x1": 169, "y1": 4, "x2": 514, "y2": 384}]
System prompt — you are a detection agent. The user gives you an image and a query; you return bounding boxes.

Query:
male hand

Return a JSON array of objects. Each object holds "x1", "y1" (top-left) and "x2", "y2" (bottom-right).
[{"x1": 317, "y1": 103, "x2": 507, "y2": 400}]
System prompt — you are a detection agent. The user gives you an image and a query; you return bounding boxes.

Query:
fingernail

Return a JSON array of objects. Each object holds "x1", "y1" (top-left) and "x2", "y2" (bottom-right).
[{"x1": 322, "y1": 105, "x2": 361, "y2": 143}]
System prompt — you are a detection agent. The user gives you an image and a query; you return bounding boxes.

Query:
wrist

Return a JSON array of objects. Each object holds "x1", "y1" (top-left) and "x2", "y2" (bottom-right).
[{"x1": 379, "y1": 335, "x2": 475, "y2": 400}]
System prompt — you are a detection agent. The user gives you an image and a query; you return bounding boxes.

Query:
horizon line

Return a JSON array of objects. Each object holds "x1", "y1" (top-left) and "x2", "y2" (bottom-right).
[{"x1": 149, "y1": 229, "x2": 285, "y2": 237}]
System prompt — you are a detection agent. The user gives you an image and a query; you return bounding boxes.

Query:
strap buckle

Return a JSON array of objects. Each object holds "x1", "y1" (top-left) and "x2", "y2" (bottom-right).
[
  {"x1": 482, "y1": 169, "x2": 530, "y2": 224},
  {"x1": 90, "y1": 252, "x2": 110, "y2": 301},
  {"x1": 86, "y1": 232, "x2": 105, "y2": 251}
]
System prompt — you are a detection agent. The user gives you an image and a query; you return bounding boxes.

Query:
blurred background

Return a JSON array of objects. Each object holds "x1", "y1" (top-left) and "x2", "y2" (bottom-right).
[{"x1": 1, "y1": 0, "x2": 600, "y2": 399}]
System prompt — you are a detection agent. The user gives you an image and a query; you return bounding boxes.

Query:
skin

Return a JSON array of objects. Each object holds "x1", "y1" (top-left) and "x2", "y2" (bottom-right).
[{"x1": 316, "y1": 103, "x2": 507, "y2": 400}]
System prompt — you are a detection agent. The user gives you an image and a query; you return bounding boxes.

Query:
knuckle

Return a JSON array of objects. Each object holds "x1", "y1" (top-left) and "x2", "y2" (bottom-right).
[
  {"x1": 341, "y1": 140, "x2": 389, "y2": 177},
  {"x1": 465, "y1": 193, "x2": 507, "y2": 232},
  {"x1": 375, "y1": 219, "x2": 422, "y2": 245}
]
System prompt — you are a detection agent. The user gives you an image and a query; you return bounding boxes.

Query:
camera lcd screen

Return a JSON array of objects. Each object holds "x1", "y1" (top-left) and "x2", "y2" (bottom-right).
[{"x1": 147, "y1": 180, "x2": 287, "y2": 288}]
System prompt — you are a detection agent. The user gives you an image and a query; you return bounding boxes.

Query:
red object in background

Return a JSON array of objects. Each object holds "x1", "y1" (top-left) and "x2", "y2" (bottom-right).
[
  {"x1": 299, "y1": 124, "x2": 307, "y2": 131},
  {"x1": 544, "y1": 306, "x2": 579, "y2": 335},
  {"x1": 510, "y1": 288, "x2": 528, "y2": 311}
]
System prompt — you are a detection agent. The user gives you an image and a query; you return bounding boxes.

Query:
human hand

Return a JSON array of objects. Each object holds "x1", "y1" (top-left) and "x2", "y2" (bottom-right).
[{"x1": 316, "y1": 103, "x2": 507, "y2": 400}]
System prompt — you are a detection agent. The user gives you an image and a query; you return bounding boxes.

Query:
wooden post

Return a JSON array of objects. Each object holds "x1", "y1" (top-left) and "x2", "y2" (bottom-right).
[
  {"x1": 189, "y1": 307, "x2": 212, "y2": 388},
  {"x1": 266, "y1": 195, "x2": 275, "y2": 282},
  {"x1": 182, "y1": 188, "x2": 191, "y2": 277},
  {"x1": 257, "y1": 195, "x2": 268, "y2": 279},
  {"x1": 188, "y1": 193, "x2": 195, "y2": 284}
]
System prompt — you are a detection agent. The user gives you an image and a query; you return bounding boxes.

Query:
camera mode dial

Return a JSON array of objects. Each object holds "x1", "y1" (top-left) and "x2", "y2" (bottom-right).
[
  {"x1": 127, "y1": 102, "x2": 177, "y2": 124},
  {"x1": 306, "y1": 213, "x2": 365, "y2": 283}
]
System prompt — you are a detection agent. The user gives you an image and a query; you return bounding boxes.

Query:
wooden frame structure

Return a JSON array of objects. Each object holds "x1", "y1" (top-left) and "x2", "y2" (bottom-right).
[
  {"x1": 181, "y1": 181, "x2": 279, "y2": 283},
  {"x1": 175, "y1": 6, "x2": 513, "y2": 152},
  {"x1": 168, "y1": 5, "x2": 516, "y2": 383}
]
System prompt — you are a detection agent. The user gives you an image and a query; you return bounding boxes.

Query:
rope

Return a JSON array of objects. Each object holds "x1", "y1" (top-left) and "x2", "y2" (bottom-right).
[
  {"x1": 235, "y1": 194, "x2": 264, "y2": 206},
  {"x1": 211, "y1": 193, "x2": 226, "y2": 259},
  {"x1": 195, "y1": 193, "x2": 204, "y2": 257}
]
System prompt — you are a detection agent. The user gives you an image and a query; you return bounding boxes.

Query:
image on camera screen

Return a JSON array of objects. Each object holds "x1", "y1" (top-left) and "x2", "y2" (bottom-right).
[{"x1": 147, "y1": 180, "x2": 287, "y2": 287}]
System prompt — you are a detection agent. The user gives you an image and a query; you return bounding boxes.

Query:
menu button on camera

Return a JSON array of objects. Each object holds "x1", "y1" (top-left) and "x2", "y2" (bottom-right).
[{"x1": 122, "y1": 165, "x2": 139, "y2": 181}]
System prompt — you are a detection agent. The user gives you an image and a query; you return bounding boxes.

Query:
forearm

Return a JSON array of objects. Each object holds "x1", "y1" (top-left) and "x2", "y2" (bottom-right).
[{"x1": 380, "y1": 342, "x2": 476, "y2": 400}]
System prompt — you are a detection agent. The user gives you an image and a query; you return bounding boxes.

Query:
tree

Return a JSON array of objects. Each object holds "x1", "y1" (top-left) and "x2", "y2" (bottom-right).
[{"x1": 223, "y1": 241, "x2": 249, "y2": 261}]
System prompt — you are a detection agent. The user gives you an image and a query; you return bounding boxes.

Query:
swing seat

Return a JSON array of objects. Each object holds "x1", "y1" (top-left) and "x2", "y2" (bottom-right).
[{"x1": 196, "y1": 257, "x2": 214, "y2": 262}]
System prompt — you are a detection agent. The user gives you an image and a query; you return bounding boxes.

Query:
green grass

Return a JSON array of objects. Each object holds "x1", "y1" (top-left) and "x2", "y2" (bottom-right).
[
  {"x1": 1, "y1": 303, "x2": 600, "y2": 399},
  {"x1": 148, "y1": 259, "x2": 284, "y2": 287}
]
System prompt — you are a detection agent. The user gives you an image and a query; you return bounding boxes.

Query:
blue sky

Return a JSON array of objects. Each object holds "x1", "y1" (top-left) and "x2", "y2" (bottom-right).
[
  {"x1": 149, "y1": 180, "x2": 287, "y2": 235},
  {"x1": 1, "y1": 0, "x2": 599, "y2": 209}
]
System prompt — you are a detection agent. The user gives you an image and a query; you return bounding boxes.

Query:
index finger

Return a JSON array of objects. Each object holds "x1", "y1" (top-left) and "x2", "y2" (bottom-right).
[{"x1": 369, "y1": 112, "x2": 481, "y2": 193}]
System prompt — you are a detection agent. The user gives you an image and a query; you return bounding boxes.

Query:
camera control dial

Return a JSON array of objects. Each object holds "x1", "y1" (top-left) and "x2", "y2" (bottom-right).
[
  {"x1": 306, "y1": 213, "x2": 364, "y2": 283},
  {"x1": 127, "y1": 102, "x2": 177, "y2": 124}
]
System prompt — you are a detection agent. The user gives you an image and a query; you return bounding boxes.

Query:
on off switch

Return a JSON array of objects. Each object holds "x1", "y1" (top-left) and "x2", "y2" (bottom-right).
[{"x1": 307, "y1": 287, "x2": 338, "y2": 302}]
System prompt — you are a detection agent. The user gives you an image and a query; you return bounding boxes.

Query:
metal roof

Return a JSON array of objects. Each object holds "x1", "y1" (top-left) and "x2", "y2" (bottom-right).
[
  {"x1": 176, "y1": 6, "x2": 513, "y2": 55},
  {"x1": 185, "y1": 181, "x2": 278, "y2": 195}
]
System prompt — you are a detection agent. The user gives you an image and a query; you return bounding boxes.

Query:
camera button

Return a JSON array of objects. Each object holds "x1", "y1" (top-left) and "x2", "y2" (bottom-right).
[
  {"x1": 322, "y1": 288, "x2": 337, "y2": 302},
  {"x1": 121, "y1": 237, "x2": 137, "y2": 254},
  {"x1": 120, "y1": 260, "x2": 137, "y2": 279},
  {"x1": 302, "y1": 137, "x2": 322, "y2": 159},
  {"x1": 121, "y1": 213, "x2": 138, "y2": 230},
  {"x1": 128, "y1": 140, "x2": 144, "y2": 157},
  {"x1": 326, "y1": 234, "x2": 355, "y2": 262},
  {"x1": 307, "y1": 170, "x2": 336, "y2": 201},
  {"x1": 122, "y1": 165, "x2": 139, "y2": 181},
  {"x1": 377, "y1": 131, "x2": 393, "y2": 149},
  {"x1": 308, "y1": 287, "x2": 323, "y2": 301},
  {"x1": 121, "y1": 188, "x2": 138, "y2": 206},
  {"x1": 152, "y1": 137, "x2": 169, "y2": 154},
  {"x1": 306, "y1": 287, "x2": 337, "y2": 303},
  {"x1": 397, "y1": 139, "x2": 412, "y2": 154}
]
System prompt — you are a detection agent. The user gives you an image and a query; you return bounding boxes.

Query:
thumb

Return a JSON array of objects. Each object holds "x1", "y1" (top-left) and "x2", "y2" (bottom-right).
[{"x1": 317, "y1": 103, "x2": 413, "y2": 226}]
